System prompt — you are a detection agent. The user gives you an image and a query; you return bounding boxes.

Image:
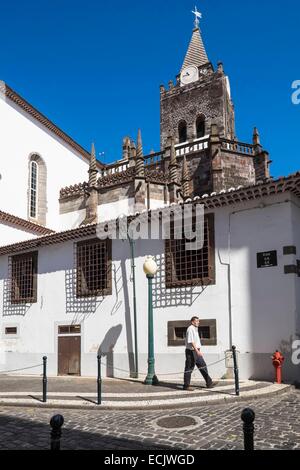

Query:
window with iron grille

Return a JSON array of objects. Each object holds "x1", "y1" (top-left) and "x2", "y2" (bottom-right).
[
  {"x1": 165, "y1": 213, "x2": 215, "y2": 287},
  {"x1": 11, "y1": 251, "x2": 38, "y2": 304},
  {"x1": 76, "y1": 239, "x2": 112, "y2": 297}
]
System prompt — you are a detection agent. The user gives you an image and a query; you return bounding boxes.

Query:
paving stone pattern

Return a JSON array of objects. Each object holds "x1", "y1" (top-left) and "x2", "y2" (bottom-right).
[{"x1": 0, "y1": 390, "x2": 299, "y2": 450}]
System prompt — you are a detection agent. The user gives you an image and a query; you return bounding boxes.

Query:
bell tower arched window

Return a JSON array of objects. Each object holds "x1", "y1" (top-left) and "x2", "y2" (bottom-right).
[
  {"x1": 178, "y1": 121, "x2": 187, "y2": 144},
  {"x1": 28, "y1": 154, "x2": 47, "y2": 226},
  {"x1": 196, "y1": 115, "x2": 206, "y2": 139}
]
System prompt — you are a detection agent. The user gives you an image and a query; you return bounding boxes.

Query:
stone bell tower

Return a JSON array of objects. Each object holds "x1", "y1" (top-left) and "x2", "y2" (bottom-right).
[{"x1": 160, "y1": 8, "x2": 235, "y2": 149}]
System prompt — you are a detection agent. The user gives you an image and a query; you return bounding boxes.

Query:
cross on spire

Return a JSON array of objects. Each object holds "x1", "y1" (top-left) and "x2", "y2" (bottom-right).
[
  {"x1": 191, "y1": 5, "x2": 202, "y2": 30},
  {"x1": 181, "y1": 6, "x2": 209, "y2": 72}
]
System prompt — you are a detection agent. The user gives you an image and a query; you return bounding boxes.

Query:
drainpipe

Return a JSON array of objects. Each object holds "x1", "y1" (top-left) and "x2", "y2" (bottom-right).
[
  {"x1": 218, "y1": 213, "x2": 233, "y2": 349},
  {"x1": 128, "y1": 235, "x2": 139, "y2": 378}
]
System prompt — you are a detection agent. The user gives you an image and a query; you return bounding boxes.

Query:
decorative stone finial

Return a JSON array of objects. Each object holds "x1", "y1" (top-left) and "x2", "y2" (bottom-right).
[
  {"x1": 88, "y1": 142, "x2": 98, "y2": 187},
  {"x1": 182, "y1": 156, "x2": 191, "y2": 200},
  {"x1": 135, "y1": 129, "x2": 145, "y2": 177},
  {"x1": 169, "y1": 137, "x2": 179, "y2": 184},
  {"x1": 253, "y1": 127, "x2": 261, "y2": 146}
]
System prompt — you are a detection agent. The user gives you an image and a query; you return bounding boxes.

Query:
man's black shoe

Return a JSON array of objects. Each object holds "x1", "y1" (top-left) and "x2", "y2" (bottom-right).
[
  {"x1": 183, "y1": 386, "x2": 195, "y2": 391},
  {"x1": 206, "y1": 381, "x2": 218, "y2": 389}
]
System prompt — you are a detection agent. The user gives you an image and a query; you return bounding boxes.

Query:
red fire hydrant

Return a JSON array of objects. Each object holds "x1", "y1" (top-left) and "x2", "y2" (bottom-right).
[{"x1": 272, "y1": 350, "x2": 284, "y2": 384}]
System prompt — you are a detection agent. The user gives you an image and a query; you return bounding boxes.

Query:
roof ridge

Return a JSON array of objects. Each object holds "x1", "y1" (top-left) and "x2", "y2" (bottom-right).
[{"x1": 0, "y1": 81, "x2": 105, "y2": 169}]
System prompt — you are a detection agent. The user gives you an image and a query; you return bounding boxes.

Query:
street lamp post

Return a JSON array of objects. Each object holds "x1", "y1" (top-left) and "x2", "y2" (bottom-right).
[{"x1": 143, "y1": 256, "x2": 159, "y2": 386}]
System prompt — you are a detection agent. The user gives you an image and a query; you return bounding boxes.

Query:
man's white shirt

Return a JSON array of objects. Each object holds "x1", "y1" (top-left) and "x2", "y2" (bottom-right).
[{"x1": 185, "y1": 325, "x2": 201, "y2": 350}]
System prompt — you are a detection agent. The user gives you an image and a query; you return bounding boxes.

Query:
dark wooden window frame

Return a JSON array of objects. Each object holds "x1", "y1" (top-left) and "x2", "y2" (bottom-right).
[
  {"x1": 165, "y1": 213, "x2": 215, "y2": 288},
  {"x1": 76, "y1": 238, "x2": 112, "y2": 298},
  {"x1": 10, "y1": 251, "x2": 38, "y2": 304},
  {"x1": 58, "y1": 325, "x2": 81, "y2": 335},
  {"x1": 5, "y1": 327, "x2": 18, "y2": 335},
  {"x1": 168, "y1": 320, "x2": 217, "y2": 347}
]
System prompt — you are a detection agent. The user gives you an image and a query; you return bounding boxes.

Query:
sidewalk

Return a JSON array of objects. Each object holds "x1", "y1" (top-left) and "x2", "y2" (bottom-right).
[{"x1": 0, "y1": 375, "x2": 290, "y2": 410}]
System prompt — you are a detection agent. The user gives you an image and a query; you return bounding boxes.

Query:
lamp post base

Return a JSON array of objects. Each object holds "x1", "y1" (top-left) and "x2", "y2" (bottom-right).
[{"x1": 144, "y1": 374, "x2": 159, "y2": 386}]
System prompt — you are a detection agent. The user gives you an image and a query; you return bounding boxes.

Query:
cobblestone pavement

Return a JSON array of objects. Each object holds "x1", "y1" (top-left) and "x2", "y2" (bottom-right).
[{"x1": 0, "y1": 389, "x2": 299, "y2": 450}]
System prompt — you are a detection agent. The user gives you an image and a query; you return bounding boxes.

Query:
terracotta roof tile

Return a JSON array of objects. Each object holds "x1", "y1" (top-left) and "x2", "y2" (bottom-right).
[
  {"x1": 0, "y1": 210, "x2": 55, "y2": 236},
  {"x1": 1, "y1": 172, "x2": 300, "y2": 256}
]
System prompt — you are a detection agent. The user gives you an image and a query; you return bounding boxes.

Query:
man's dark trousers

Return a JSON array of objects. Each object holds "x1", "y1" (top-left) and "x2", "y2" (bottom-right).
[{"x1": 184, "y1": 349, "x2": 212, "y2": 388}]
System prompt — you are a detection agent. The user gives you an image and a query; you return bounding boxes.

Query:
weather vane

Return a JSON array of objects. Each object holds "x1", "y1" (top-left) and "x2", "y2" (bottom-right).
[{"x1": 192, "y1": 5, "x2": 202, "y2": 29}]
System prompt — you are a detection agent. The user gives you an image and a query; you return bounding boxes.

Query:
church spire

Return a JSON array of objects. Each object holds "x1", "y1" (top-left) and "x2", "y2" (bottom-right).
[{"x1": 181, "y1": 7, "x2": 209, "y2": 72}]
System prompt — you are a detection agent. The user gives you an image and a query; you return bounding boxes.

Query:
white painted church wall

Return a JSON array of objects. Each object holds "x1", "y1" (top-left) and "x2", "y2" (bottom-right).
[
  {"x1": 230, "y1": 195, "x2": 298, "y2": 381},
  {"x1": 0, "y1": 194, "x2": 299, "y2": 382},
  {"x1": 0, "y1": 222, "x2": 38, "y2": 246},
  {"x1": 0, "y1": 95, "x2": 89, "y2": 231},
  {"x1": 291, "y1": 197, "x2": 300, "y2": 379},
  {"x1": 58, "y1": 198, "x2": 167, "y2": 231}
]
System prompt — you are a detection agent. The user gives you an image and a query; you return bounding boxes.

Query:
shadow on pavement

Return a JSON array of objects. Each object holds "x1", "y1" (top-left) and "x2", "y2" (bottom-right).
[{"x1": 0, "y1": 412, "x2": 172, "y2": 450}]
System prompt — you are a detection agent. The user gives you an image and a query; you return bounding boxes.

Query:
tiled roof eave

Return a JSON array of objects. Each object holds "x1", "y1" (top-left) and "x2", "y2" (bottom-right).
[
  {"x1": 1, "y1": 172, "x2": 300, "y2": 256},
  {"x1": 0, "y1": 210, "x2": 55, "y2": 236}
]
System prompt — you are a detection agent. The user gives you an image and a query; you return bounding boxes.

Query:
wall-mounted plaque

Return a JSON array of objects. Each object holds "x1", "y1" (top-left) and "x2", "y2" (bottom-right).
[{"x1": 257, "y1": 251, "x2": 278, "y2": 269}]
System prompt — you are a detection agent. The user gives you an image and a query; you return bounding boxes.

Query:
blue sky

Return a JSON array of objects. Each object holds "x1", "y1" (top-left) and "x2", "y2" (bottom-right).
[{"x1": 0, "y1": 0, "x2": 299, "y2": 177}]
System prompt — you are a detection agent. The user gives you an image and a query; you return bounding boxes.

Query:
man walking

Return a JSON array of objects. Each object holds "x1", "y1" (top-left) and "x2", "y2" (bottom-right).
[{"x1": 183, "y1": 316, "x2": 215, "y2": 391}]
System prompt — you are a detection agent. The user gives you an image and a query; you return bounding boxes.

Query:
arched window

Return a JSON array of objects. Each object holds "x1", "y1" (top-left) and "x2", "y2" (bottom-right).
[
  {"x1": 30, "y1": 161, "x2": 38, "y2": 219},
  {"x1": 178, "y1": 121, "x2": 187, "y2": 144},
  {"x1": 196, "y1": 115, "x2": 206, "y2": 139},
  {"x1": 28, "y1": 154, "x2": 47, "y2": 225}
]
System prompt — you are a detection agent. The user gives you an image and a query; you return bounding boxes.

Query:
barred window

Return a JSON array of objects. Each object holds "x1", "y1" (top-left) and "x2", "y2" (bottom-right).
[
  {"x1": 165, "y1": 213, "x2": 215, "y2": 287},
  {"x1": 76, "y1": 239, "x2": 112, "y2": 297},
  {"x1": 11, "y1": 252, "x2": 38, "y2": 304}
]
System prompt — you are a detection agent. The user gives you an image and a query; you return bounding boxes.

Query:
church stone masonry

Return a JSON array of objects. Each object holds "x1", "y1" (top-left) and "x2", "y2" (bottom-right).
[{"x1": 59, "y1": 19, "x2": 271, "y2": 222}]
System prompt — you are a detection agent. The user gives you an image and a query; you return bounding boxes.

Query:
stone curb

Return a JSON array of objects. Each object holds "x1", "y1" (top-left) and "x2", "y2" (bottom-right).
[{"x1": 0, "y1": 384, "x2": 291, "y2": 411}]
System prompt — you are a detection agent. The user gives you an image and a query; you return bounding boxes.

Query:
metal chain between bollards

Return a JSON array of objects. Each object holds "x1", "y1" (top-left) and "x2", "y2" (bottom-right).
[{"x1": 97, "y1": 356, "x2": 227, "y2": 377}]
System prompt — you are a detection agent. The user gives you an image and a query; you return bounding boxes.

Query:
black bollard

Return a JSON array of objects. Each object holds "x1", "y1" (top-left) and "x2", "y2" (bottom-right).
[
  {"x1": 241, "y1": 408, "x2": 255, "y2": 451},
  {"x1": 50, "y1": 414, "x2": 64, "y2": 450},
  {"x1": 232, "y1": 346, "x2": 240, "y2": 396},
  {"x1": 42, "y1": 356, "x2": 47, "y2": 403},
  {"x1": 97, "y1": 354, "x2": 102, "y2": 405}
]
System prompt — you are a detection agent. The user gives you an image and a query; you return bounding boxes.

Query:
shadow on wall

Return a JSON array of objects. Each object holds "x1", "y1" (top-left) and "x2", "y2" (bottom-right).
[
  {"x1": 152, "y1": 253, "x2": 211, "y2": 308},
  {"x1": 98, "y1": 324, "x2": 122, "y2": 378},
  {"x1": 110, "y1": 263, "x2": 123, "y2": 316},
  {"x1": 65, "y1": 268, "x2": 105, "y2": 324}
]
